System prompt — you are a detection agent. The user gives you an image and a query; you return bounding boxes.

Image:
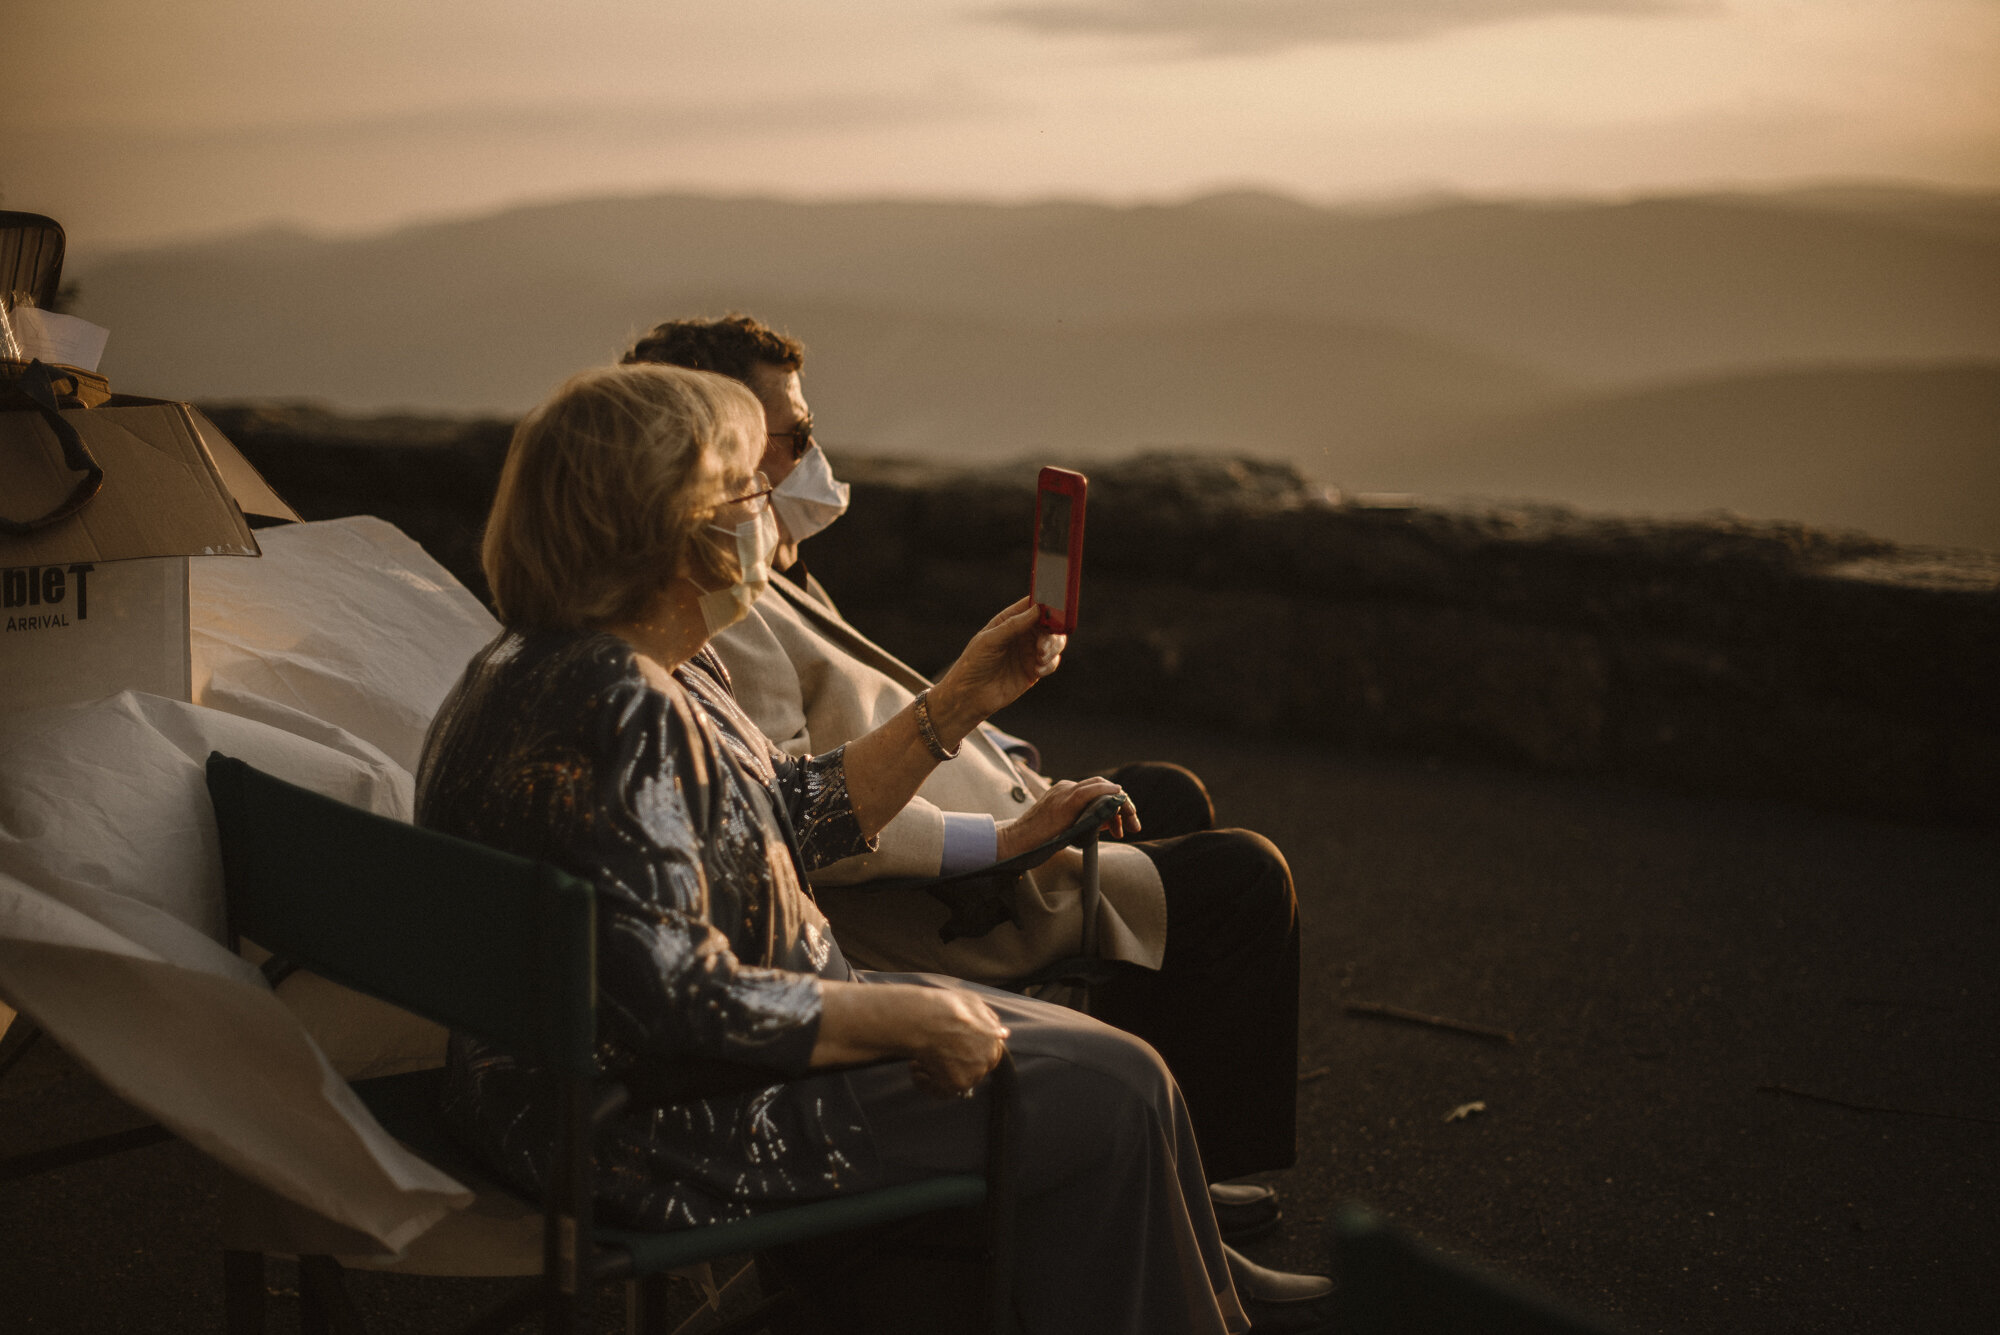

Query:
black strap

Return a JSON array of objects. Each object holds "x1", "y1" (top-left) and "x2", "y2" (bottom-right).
[{"x1": 1, "y1": 359, "x2": 104, "y2": 536}]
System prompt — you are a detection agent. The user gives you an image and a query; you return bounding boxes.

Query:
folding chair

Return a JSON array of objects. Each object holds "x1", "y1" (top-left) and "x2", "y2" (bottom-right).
[
  {"x1": 1331, "y1": 1203, "x2": 1623, "y2": 1334},
  {"x1": 205, "y1": 752, "x2": 1020, "y2": 1335}
]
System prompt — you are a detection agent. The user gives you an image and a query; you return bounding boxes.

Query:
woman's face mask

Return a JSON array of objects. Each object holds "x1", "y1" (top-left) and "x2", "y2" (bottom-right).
[
  {"x1": 696, "y1": 505, "x2": 779, "y2": 637},
  {"x1": 770, "y1": 444, "x2": 851, "y2": 543}
]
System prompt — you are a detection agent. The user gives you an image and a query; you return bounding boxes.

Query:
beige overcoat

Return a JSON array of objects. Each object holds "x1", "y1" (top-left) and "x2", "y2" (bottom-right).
[{"x1": 709, "y1": 574, "x2": 1167, "y2": 984}]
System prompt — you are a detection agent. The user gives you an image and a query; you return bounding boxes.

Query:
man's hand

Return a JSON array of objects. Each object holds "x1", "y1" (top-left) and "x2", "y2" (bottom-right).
[{"x1": 995, "y1": 777, "x2": 1139, "y2": 864}]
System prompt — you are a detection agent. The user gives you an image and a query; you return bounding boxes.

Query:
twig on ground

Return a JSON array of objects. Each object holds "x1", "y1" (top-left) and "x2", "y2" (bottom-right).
[
  {"x1": 1344, "y1": 1000, "x2": 1517, "y2": 1045},
  {"x1": 1297, "y1": 1065, "x2": 1332, "y2": 1085},
  {"x1": 1757, "y1": 1084, "x2": 2000, "y2": 1126}
]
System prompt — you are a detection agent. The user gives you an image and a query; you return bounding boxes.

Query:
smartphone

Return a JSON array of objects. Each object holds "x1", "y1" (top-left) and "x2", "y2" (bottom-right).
[{"x1": 1031, "y1": 467, "x2": 1087, "y2": 633}]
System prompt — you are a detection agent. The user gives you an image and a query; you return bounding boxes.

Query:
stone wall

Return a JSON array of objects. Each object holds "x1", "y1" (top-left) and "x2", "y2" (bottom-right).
[{"x1": 205, "y1": 404, "x2": 2000, "y2": 827}]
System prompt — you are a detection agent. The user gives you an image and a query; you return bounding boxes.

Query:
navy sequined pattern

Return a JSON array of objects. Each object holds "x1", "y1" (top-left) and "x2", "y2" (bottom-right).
[{"x1": 415, "y1": 629, "x2": 879, "y2": 1228}]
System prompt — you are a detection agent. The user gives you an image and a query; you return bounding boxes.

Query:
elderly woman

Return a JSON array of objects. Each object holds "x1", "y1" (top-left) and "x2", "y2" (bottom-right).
[{"x1": 415, "y1": 364, "x2": 1331, "y2": 1334}]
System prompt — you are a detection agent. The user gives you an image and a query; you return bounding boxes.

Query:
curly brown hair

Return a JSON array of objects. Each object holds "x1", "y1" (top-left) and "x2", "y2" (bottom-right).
[{"x1": 621, "y1": 314, "x2": 804, "y2": 385}]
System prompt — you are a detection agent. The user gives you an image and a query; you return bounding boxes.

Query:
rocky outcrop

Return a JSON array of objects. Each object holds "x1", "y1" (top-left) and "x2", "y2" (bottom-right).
[{"x1": 205, "y1": 404, "x2": 2000, "y2": 826}]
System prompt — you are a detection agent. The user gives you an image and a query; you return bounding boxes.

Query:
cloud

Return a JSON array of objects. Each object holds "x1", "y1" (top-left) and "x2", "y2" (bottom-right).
[
  {"x1": 978, "y1": 0, "x2": 1707, "y2": 53},
  {"x1": 48, "y1": 83, "x2": 1009, "y2": 154}
]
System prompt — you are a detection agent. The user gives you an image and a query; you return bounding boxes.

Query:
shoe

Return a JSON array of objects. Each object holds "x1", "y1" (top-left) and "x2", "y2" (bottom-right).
[
  {"x1": 1211, "y1": 1180, "x2": 1282, "y2": 1242},
  {"x1": 1225, "y1": 1244, "x2": 1337, "y2": 1334}
]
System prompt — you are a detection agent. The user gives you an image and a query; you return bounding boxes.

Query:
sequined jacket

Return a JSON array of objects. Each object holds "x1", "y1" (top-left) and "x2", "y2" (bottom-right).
[{"x1": 416, "y1": 628, "x2": 881, "y2": 1228}]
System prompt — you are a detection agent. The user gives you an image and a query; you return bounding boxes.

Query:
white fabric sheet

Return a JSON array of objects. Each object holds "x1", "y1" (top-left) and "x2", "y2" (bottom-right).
[
  {"x1": 0, "y1": 517, "x2": 504, "y2": 1255},
  {"x1": 191, "y1": 516, "x2": 498, "y2": 775}
]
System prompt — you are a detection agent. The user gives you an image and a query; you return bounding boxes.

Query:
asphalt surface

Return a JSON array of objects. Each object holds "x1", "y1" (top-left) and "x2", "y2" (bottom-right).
[{"x1": 4, "y1": 705, "x2": 1997, "y2": 1333}]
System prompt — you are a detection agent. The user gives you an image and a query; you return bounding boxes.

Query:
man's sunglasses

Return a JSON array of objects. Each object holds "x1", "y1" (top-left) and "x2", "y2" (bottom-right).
[{"x1": 767, "y1": 414, "x2": 815, "y2": 460}]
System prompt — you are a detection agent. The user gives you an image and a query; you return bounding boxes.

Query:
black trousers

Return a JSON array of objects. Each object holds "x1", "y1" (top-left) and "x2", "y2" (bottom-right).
[{"x1": 1089, "y1": 763, "x2": 1302, "y2": 1184}]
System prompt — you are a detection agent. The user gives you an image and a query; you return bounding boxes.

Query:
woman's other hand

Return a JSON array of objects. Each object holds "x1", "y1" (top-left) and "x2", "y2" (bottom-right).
[
  {"x1": 928, "y1": 598, "x2": 1064, "y2": 745},
  {"x1": 995, "y1": 778, "x2": 1139, "y2": 864},
  {"x1": 905, "y1": 987, "x2": 1010, "y2": 1099},
  {"x1": 813, "y1": 980, "x2": 1009, "y2": 1099}
]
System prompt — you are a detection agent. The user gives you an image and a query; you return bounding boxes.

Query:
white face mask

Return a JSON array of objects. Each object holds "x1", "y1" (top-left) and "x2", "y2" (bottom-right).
[
  {"x1": 696, "y1": 506, "x2": 779, "y2": 636},
  {"x1": 769, "y1": 444, "x2": 851, "y2": 543}
]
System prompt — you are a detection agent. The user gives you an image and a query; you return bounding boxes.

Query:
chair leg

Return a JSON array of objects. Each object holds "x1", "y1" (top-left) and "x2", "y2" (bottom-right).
[
  {"x1": 541, "y1": 1285, "x2": 586, "y2": 1335},
  {"x1": 223, "y1": 1250, "x2": 267, "y2": 1335},
  {"x1": 662, "y1": 1262, "x2": 768, "y2": 1335},
  {"x1": 626, "y1": 1272, "x2": 676, "y2": 1334},
  {"x1": 983, "y1": 1052, "x2": 1020, "y2": 1335},
  {"x1": 1079, "y1": 836, "x2": 1100, "y2": 960},
  {"x1": 298, "y1": 1254, "x2": 368, "y2": 1335}
]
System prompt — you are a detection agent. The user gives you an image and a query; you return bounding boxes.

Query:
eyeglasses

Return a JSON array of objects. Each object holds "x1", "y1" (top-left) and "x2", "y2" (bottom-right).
[
  {"x1": 714, "y1": 471, "x2": 773, "y2": 515},
  {"x1": 767, "y1": 414, "x2": 815, "y2": 461}
]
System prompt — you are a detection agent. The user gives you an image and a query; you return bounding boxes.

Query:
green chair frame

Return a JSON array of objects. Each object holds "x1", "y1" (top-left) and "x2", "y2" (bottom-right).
[{"x1": 205, "y1": 752, "x2": 1020, "y2": 1335}]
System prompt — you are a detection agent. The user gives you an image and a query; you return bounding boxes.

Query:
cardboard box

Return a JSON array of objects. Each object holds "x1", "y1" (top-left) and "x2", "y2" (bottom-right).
[{"x1": 1, "y1": 398, "x2": 297, "y2": 713}]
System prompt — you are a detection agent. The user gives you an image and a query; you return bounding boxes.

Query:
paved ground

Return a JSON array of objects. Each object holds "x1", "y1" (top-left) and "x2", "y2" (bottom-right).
[
  {"x1": 1022, "y1": 705, "x2": 2000, "y2": 1335},
  {"x1": 4, "y1": 705, "x2": 1997, "y2": 1332}
]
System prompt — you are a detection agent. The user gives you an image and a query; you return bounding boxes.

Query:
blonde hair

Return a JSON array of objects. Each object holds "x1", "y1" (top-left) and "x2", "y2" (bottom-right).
[{"x1": 482, "y1": 363, "x2": 762, "y2": 629}]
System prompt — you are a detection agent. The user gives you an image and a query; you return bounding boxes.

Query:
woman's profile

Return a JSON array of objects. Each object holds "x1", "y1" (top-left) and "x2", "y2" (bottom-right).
[{"x1": 414, "y1": 362, "x2": 1333, "y2": 1333}]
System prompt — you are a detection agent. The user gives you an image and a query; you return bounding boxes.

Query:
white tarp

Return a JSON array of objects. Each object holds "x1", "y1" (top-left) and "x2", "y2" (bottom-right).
[
  {"x1": 192, "y1": 514, "x2": 499, "y2": 776},
  {"x1": 0, "y1": 516, "x2": 504, "y2": 1254}
]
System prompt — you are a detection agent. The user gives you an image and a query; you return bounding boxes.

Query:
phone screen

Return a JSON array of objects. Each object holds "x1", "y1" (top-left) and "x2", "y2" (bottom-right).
[
  {"x1": 1033, "y1": 490, "x2": 1073, "y2": 621},
  {"x1": 1031, "y1": 467, "x2": 1086, "y2": 632}
]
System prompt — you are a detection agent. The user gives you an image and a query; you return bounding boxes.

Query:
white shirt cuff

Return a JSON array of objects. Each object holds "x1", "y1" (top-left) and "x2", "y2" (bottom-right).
[{"x1": 939, "y1": 813, "x2": 999, "y2": 875}]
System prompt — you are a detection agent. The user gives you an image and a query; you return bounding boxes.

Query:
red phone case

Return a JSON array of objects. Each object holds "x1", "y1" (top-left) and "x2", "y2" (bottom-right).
[{"x1": 1032, "y1": 467, "x2": 1087, "y2": 633}]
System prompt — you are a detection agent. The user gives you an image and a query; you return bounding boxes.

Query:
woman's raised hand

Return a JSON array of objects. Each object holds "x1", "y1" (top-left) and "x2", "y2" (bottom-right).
[
  {"x1": 839, "y1": 599, "x2": 1067, "y2": 841},
  {"x1": 995, "y1": 778, "x2": 1139, "y2": 864},
  {"x1": 927, "y1": 598, "x2": 1065, "y2": 744}
]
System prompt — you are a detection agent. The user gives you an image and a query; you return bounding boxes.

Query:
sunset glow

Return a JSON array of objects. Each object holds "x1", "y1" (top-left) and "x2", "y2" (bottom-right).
[{"x1": 5, "y1": 0, "x2": 1997, "y2": 251}]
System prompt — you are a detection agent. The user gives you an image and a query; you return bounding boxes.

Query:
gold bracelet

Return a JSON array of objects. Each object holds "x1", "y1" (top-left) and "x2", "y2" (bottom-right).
[{"x1": 911, "y1": 689, "x2": 959, "y2": 762}]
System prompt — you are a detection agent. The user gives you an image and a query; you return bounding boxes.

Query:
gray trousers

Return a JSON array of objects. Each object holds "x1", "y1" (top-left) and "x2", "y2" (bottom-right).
[{"x1": 841, "y1": 972, "x2": 1250, "y2": 1335}]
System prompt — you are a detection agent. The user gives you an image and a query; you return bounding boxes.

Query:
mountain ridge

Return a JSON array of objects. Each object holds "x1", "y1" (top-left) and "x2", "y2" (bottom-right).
[
  {"x1": 64, "y1": 184, "x2": 2000, "y2": 552},
  {"x1": 1384, "y1": 361, "x2": 2000, "y2": 551},
  {"x1": 77, "y1": 185, "x2": 2000, "y2": 400}
]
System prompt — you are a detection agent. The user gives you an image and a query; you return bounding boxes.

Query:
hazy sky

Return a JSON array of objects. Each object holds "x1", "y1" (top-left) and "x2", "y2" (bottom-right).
[{"x1": 7, "y1": 0, "x2": 1998, "y2": 253}]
